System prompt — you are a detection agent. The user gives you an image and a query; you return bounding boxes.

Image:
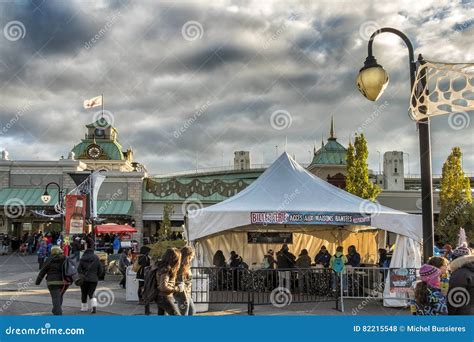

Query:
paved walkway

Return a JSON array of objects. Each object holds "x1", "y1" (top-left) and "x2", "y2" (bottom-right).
[{"x1": 0, "y1": 254, "x2": 410, "y2": 316}]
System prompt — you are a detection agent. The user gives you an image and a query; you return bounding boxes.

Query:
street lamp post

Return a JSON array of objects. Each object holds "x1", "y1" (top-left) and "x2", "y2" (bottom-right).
[
  {"x1": 356, "y1": 27, "x2": 434, "y2": 262},
  {"x1": 41, "y1": 182, "x2": 65, "y2": 232}
]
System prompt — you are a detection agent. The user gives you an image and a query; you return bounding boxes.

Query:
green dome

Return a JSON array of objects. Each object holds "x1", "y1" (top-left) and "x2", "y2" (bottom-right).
[
  {"x1": 72, "y1": 139, "x2": 124, "y2": 160},
  {"x1": 311, "y1": 138, "x2": 347, "y2": 165}
]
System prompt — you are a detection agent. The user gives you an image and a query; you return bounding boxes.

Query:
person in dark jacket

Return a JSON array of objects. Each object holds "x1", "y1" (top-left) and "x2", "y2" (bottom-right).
[
  {"x1": 276, "y1": 244, "x2": 296, "y2": 290},
  {"x1": 229, "y1": 251, "x2": 242, "y2": 291},
  {"x1": 315, "y1": 246, "x2": 331, "y2": 268},
  {"x1": 295, "y1": 249, "x2": 311, "y2": 268},
  {"x1": 346, "y1": 245, "x2": 361, "y2": 267},
  {"x1": 276, "y1": 244, "x2": 296, "y2": 269},
  {"x1": 447, "y1": 248, "x2": 473, "y2": 315},
  {"x1": 78, "y1": 247, "x2": 104, "y2": 313},
  {"x1": 136, "y1": 246, "x2": 151, "y2": 305},
  {"x1": 212, "y1": 250, "x2": 226, "y2": 267},
  {"x1": 35, "y1": 246, "x2": 71, "y2": 315},
  {"x1": 118, "y1": 248, "x2": 131, "y2": 288}
]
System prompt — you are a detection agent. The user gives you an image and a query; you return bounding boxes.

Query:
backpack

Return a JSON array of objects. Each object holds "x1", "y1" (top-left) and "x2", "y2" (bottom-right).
[
  {"x1": 142, "y1": 266, "x2": 159, "y2": 304},
  {"x1": 332, "y1": 255, "x2": 344, "y2": 273},
  {"x1": 63, "y1": 256, "x2": 78, "y2": 281}
]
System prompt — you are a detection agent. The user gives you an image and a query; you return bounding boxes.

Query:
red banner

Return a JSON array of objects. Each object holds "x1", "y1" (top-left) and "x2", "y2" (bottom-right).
[{"x1": 65, "y1": 195, "x2": 86, "y2": 235}]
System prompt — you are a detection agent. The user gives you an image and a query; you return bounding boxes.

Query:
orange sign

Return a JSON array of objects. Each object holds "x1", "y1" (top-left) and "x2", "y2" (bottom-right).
[{"x1": 65, "y1": 195, "x2": 86, "y2": 235}]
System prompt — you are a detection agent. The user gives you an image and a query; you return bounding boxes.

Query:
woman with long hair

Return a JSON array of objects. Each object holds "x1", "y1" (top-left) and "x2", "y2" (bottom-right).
[
  {"x1": 175, "y1": 246, "x2": 196, "y2": 315},
  {"x1": 413, "y1": 264, "x2": 448, "y2": 315},
  {"x1": 155, "y1": 248, "x2": 184, "y2": 315}
]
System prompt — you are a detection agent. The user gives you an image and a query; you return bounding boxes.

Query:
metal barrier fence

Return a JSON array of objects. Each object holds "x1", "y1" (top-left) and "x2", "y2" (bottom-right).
[
  {"x1": 338, "y1": 267, "x2": 419, "y2": 313},
  {"x1": 191, "y1": 267, "x2": 338, "y2": 314}
]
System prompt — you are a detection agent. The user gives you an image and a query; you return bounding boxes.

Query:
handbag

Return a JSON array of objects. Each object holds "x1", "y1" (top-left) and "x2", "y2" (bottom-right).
[{"x1": 75, "y1": 260, "x2": 94, "y2": 286}]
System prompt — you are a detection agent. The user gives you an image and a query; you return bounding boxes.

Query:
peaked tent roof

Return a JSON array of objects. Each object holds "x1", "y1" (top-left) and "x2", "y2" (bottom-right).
[{"x1": 188, "y1": 152, "x2": 422, "y2": 241}]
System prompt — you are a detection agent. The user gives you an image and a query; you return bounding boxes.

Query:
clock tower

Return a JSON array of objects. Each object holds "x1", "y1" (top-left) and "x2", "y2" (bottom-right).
[{"x1": 70, "y1": 118, "x2": 138, "y2": 172}]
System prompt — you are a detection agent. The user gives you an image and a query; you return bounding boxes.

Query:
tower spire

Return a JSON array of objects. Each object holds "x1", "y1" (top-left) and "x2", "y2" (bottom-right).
[{"x1": 329, "y1": 116, "x2": 336, "y2": 140}]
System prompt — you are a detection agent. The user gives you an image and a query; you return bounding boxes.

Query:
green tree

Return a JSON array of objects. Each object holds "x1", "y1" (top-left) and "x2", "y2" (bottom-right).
[
  {"x1": 437, "y1": 147, "x2": 472, "y2": 244},
  {"x1": 158, "y1": 203, "x2": 174, "y2": 241},
  {"x1": 345, "y1": 133, "x2": 381, "y2": 201}
]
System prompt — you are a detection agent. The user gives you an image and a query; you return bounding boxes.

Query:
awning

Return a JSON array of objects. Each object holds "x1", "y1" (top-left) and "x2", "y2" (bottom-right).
[
  {"x1": 96, "y1": 200, "x2": 133, "y2": 216},
  {"x1": 95, "y1": 224, "x2": 137, "y2": 234},
  {"x1": 0, "y1": 188, "x2": 58, "y2": 206}
]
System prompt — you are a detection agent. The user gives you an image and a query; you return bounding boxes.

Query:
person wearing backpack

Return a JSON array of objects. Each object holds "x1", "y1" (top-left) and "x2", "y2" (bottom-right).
[
  {"x1": 77, "y1": 245, "x2": 105, "y2": 313},
  {"x1": 330, "y1": 246, "x2": 348, "y2": 292},
  {"x1": 155, "y1": 248, "x2": 184, "y2": 315},
  {"x1": 35, "y1": 246, "x2": 71, "y2": 315}
]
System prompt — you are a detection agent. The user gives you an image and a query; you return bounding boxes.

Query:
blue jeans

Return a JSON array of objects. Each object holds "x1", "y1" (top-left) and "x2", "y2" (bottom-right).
[
  {"x1": 175, "y1": 293, "x2": 195, "y2": 316},
  {"x1": 331, "y1": 273, "x2": 347, "y2": 291}
]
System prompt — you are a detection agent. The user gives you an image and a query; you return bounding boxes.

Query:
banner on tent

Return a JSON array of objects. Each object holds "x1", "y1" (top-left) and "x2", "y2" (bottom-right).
[
  {"x1": 250, "y1": 211, "x2": 371, "y2": 226},
  {"x1": 247, "y1": 232, "x2": 293, "y2": 244}
]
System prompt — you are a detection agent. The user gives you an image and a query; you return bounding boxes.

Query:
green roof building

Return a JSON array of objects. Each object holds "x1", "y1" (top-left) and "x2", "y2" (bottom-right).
[{"x1": 307, "y1": 117, "x2": 348, "y2": 188}]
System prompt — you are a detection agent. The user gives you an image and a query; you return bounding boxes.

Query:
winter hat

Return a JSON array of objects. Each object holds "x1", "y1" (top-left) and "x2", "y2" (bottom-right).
[
  {"x1": 419, "y1": 264, "x2": 441, "y2": 287},
  {"x1": 452, "y1": 245, "x2": 471, "y2": 259},
  {"x1": 51, "y1": 246, "x2": 63, "y2": 256}
]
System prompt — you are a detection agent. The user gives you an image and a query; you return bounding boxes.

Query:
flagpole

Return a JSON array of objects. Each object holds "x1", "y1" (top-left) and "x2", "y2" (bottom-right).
[{"x1": 101, "y1": 93, "x2": 104, "y2": 118}]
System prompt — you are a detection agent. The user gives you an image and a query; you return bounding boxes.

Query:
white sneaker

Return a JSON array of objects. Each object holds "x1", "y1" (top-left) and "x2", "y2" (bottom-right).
[
  {"x1": 90, "y1": 298, "x2": 97, "y2": 314},
  {"x1": 80, "y1": 303, "x2": 88, "y2": 312}
]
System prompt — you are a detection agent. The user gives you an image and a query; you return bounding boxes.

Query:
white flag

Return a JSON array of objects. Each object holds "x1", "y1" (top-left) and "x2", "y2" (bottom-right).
[{"x1": 83, "y1": 95, "x2": 103, "y2": 109}]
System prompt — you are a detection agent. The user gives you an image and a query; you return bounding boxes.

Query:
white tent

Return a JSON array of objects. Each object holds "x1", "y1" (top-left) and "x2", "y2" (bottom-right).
[
  {"x1": 188, "y1": 152, "x2": 422, "y2": 242},
  {"x1": 188, "y1": 152, "x2": 422, "y2": 307}
]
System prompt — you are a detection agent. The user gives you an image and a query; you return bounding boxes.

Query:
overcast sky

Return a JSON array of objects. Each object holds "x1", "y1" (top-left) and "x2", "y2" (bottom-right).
[{"x1": 0, "y1": 0, "x2": 473, "y2": 175}]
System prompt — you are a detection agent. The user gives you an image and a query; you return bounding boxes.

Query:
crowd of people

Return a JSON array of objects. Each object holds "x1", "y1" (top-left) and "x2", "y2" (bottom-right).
[
  {"x1": 411, "y1": 243, "x2": 473, "y2": 316},
  {"x1": 18, "y1": 232, "x2": 473, "y2": 317},
  {"x1": 211, "y1": 244, "x2": 365, "y2": 271}
]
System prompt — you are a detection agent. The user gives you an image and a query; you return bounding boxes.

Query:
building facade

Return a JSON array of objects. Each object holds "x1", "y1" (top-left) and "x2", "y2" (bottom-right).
[{"x1": 0, "y1": 117, "x2": 459, "y2": 244}]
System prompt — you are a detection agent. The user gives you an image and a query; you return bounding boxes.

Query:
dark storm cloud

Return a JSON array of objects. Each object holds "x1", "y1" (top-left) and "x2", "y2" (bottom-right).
[{"x1": 0, "y1": 0, "x2": 472, "y2": 175}]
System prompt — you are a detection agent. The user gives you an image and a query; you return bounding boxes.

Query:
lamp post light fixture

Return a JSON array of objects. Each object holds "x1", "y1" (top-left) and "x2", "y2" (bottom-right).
[
  {"x1": 41, "y1": 182, "x2": 65, "y2": 230},
  {"x1": 356, "y1": 27, "x2": 434, "y2": 263}
]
